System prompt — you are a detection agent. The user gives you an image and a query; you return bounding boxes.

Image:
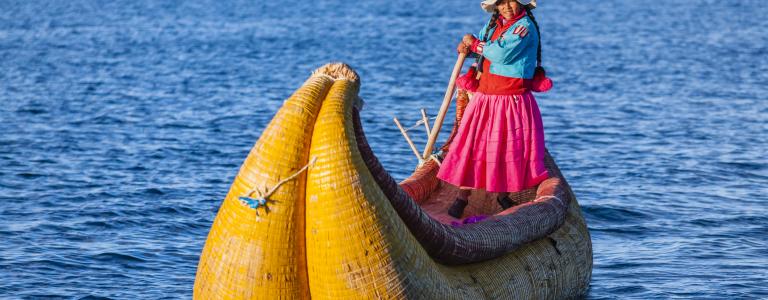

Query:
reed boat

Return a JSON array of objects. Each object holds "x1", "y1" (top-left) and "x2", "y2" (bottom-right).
[{"x1": 194, "y1": 63, "x2": 592, "y2": 299}]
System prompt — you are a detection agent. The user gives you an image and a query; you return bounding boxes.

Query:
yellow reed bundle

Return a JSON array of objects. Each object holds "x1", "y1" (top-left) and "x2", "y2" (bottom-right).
[
  {"x1": 193, "y1": 66, "x2": 337, "y2": 299},
  {"x1": 303, "y1": 67, "x2": 592, "y2": 299},
  {"x1": 193, "y1": 63, "x2": 592, "y2": 299}
]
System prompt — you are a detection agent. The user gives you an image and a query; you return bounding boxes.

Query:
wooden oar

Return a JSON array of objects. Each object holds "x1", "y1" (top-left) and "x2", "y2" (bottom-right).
[{"x1": 422, "y1": 52, "x2": 467, "y2": 159}]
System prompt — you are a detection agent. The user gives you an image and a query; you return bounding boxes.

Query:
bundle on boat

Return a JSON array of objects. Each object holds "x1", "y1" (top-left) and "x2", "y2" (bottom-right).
[{"x1": 194, "y1": 63, "x2": 592, "y2": 299}]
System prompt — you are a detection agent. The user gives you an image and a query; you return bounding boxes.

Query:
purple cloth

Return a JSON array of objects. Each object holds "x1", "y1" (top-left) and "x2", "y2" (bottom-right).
[{"x1": 450, "y1": 215, "x2": 489, "y2": 227}]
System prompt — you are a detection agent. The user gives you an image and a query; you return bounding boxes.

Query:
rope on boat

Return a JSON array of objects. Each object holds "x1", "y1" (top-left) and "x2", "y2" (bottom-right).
[
  {"x1": 404, "y1": 116, "x2": 438, "y2": 132},
  {"x1": 394, "y1": 111, "x2": 443, "y2": 167},
  {"x1": 238, "y1": 157, "x2": 318, "y2": 214},
  {"x1": 418, "y1": 153, "x2": 442, "y2": 168},
  {"x1": 429, "y1": 153, "x2": 442, "y2": 166}
]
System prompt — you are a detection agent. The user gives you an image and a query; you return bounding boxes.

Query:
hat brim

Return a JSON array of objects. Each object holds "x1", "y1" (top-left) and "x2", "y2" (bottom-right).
[{"x1": 480, "y1": 0, "x2": 537, "y2": 13}]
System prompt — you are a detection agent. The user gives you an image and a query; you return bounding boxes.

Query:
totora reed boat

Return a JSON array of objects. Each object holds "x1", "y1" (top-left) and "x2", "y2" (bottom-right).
[{"x1": 194, "y1": 63, "x2": 592, "y2": 299}]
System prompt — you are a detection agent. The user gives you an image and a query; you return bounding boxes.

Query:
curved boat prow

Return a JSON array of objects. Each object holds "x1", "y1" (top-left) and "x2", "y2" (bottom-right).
[
  {"x1": 194, "y1": 64, "x2": 353, "y2": 298},
  {"x1": 194, "y1": 63, "x2": 592, "y2": 299}
]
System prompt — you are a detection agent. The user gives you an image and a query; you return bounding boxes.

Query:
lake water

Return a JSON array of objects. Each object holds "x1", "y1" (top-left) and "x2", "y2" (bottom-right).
[{"x1": 1, "y1": 0, "x2": 766, "y2": 298}]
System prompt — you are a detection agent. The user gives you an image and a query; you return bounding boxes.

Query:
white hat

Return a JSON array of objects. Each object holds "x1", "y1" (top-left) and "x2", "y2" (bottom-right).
[{"x1": 480, "y1": 0, "x2": 537, "y2": 13}]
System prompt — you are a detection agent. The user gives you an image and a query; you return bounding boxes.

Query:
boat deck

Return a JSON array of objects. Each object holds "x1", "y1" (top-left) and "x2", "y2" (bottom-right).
[{"x1": 418, "y1": 182, "x2": 538, "y2": 225}]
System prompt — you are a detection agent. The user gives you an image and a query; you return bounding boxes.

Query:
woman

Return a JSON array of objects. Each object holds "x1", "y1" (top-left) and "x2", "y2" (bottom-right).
[{"x1": 436, "y1": 0, "x2": 552, "y2": 218}]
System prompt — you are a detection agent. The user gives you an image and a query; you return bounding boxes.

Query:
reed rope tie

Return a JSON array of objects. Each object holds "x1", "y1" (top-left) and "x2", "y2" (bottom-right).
[
  {"x1": 404, "y1": 116, "x2": 438, "y2": 132},
  {"x1": 238, "y1": 157, "x2": 318, "y2": 215},
  {"x1": 418, "y1": 153, "x2": 443, "y2": 168},
  {"x1": 310, "y1": 73, "x2": 365, "y2": 110},
  {"x1": 312, "y1": 73, "x2": 342, "y2": 81}
]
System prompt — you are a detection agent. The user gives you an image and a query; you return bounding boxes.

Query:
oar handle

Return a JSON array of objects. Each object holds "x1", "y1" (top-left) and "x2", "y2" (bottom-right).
[{"x1": 422, "y1": 52, "x2": 468, "y2": 159}]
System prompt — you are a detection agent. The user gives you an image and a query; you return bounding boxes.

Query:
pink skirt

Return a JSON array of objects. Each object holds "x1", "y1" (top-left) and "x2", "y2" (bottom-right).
[{"x1": 436, "y1": 91, "x2": 549, "y2": 193}]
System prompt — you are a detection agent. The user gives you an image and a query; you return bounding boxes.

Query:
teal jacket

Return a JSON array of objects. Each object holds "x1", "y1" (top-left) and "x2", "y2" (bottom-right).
[{"x1": 479, "y1": 15, "x2": 539, "y2": 79}]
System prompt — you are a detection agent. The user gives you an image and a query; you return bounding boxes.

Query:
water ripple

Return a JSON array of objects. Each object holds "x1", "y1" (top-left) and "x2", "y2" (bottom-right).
[{"x1": 1, "y1": 0, "x2": 767, "y2": 298}]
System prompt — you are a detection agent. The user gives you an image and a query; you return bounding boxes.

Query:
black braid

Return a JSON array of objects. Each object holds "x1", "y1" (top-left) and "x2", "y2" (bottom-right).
[
  {"x1": 525, "y1": 6, "x2": 542, "y2": 67},
  {"x1": 483, "y1": 12, "x2": 500, "y2": 41},
  {"x1": 475, "y1": 12, "x2": 500, "y2": 74}
]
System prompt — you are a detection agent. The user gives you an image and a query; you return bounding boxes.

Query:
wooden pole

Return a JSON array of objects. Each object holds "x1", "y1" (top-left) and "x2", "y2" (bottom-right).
[
  {"x1": 393, "y1": 117, "x2": 423, "y2": 162},
  {"x1": 420, "y1": 108, "x2": 431, "y2": 138},
  {"x1": 422, "y1": 52, "x2": 467, "y2": 159}
]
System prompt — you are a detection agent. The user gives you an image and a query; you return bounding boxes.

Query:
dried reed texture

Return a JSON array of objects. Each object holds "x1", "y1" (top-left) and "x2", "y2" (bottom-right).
[
  {"x1": 399, "y1": 159, "x2": 440, "y2": 204},
  {"x1": 305, "y1": 76, "x2": 481, "y2": 299},
  {"x1": 195, "y1": 63, "x2": 592, "y2": 299},
  {"x1": 305, "y1": 72, "x2": 591, "y2": 298},
  {"x1": 193, "y1": 65, "x2": 341, "y2": 299},
  {"x1": 355, "y1": 91, "x2": 580, "y2": 263}
]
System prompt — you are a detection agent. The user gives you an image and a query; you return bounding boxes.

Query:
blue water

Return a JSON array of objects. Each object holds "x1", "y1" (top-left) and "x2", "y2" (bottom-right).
[{"x1": 1, "y1": 0, "x2": 767, "y2": 298}]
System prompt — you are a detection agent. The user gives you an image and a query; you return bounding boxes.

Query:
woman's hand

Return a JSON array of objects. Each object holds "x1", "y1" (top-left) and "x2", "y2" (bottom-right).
[
  {"x1": 456, "y1": 40, "x2": 471, "y2": 54},
  {"x1": 458, "y1": 34, "x2": 481, "y2": 54},
  {"x1": 458, "y1": 34, "x2": 485, "y2": 55},
  {"x1": 462, "y1": 34, "x2": 477, "y2": 45}
]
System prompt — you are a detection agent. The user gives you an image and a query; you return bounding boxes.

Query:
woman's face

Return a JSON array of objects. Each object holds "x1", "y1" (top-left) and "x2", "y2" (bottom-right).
[{"x1": 495, "y1": 0, "x2": 522, "y2": 19}]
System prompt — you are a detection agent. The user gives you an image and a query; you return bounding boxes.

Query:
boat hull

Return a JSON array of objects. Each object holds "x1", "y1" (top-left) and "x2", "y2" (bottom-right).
[{"x1": 194, "y1": 63, "x2": 592, "y2": 299}]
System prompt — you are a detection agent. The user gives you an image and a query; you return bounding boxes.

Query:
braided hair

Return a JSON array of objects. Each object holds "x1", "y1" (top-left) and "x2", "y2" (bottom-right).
[
  {"x1": 476, "y1": 5, "x2": 544, "y2": 76},
  {"x1": 525, "y1": 6, "x2": 542, "y2": 67},
  {"x1": 474, "y1": 12, "x2": 499, "y2": 78},
  {"x1": 482, "y1": 12, "x2": 501, "y2": 42}
]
